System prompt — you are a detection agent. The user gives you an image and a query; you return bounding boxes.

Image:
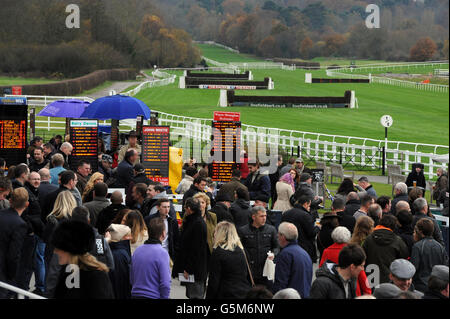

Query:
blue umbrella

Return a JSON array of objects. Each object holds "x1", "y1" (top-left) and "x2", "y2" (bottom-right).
[
  {"x1": 37, "y1": 99, "x2": 90, "y2": 118},
  {"x1": 80, "y1": 94, "x2": 151, "y2": 120}
]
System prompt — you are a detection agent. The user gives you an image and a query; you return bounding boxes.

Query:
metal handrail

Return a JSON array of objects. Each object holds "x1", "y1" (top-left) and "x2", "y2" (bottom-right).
[{"x1": 0, "y1": 281, "x2": 46, "y2": 299}]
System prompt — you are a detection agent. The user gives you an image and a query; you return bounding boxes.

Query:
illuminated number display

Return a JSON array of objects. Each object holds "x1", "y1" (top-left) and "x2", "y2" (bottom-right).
[
  {"x1": 211, "y1": 114, "x2": 241, "y2": 182},
  {"x1": 142, "y1": 126, "x2": 170, "y2": 186},
  {"x1": 0, "y1": 97, "x2": 28, "y2": 167},
  {"x1": 69, "y1": 120, "x2": 98, "y2": 171}
]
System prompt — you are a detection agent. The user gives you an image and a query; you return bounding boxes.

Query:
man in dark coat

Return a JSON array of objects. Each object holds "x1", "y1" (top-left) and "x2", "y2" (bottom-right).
[
  {"x1": 172, "y1": 198, "x2": 208, "y2": 299},
  {"x1": 238, "y1": 206, "x2": 279, "y2": 287},
  {"x1": 281, "y1": 195, "x2": 320, "y2": 263},
  {"x1": 75, "y1": 160, "x2": 91, "y2": 195},
  {"x1": 0, "y1": 188, "x2": 28, "y2": 298},
  {"x1": 209, "y1": 193, "x2": 234, "y2": 223},
  {"x1": 362, "y1": 215, "x2": 409, "y2": 284},
  {"x1": 343, "y1": 192, "x2": 361, "y2": 218},
  {"x1": 145, "y1": 198, "x2": 180, "y2": 262},
  {"x1": 411, "y1": 197, "x2": 444, "y2": 246},
  {"x1": 310, "y1": 244, "x2": 366, "y2": 299},
  {"x1": 216, "y1": 168, "x2": 248, "y2": 201},
  {"x1": 390, "y1": 182, "x2": 409, "y2": 215},
  {"x1": 98, "y1": 154, "x2": 114, "y2": 186},
  {"x1": 293, "y1": 173, "x2": 323, "y2": 220},
  {"x1": 423, "y1": 265, "x2": 449, "y2": 299},
  {"x1": 268, "y1": 155, "x2": 283, "y2": 206},
  {"x1": 333, "y1": 197, "x2": 356, "y2": 234},
  {"x1": 272, "y1": 222, "x2": 313, "y2": 298},
  {"x1": 28, "y1": 147, "x2": 49, "y2": 173},
  {"x1": 230, "y1": 188, "x2": 252, "y2": 228},
  {"x1": 37, "y1": 168, "x2": 58, "y2": 222},
  {"x1": 116, "y1": 149, "x2": 139, "y2": 188},
  {"x1": 96, "y1": 190, "x2": 127, "y2": 235},
  {"x1": 243, "y1": 161, "x2": 271, "y2": 201},
  {"x1": 405, "y1": 163, "x2": 426, "y2": 194},
  {"x1": 83, "y1": 182, "x2": 110, "y2": 227}
]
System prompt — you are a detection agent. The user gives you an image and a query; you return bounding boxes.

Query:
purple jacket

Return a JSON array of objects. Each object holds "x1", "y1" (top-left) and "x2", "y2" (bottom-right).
[{"x1": 130, "y1": 240, "x2": 171, "y2": 299}]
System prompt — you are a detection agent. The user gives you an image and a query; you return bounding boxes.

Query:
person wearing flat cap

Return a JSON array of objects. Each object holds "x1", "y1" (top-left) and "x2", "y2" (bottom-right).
[
  {"x1": 118, "y1": 130, "x2": 142, "y2": 165},
  {"x1": 52, "y1": 220, "x2": 114, "y2": 299},
  {"x1": 423, "y1": 265, "x2": 449, "y2": 299},
  {"x1": 98, "y1": 154, "x2": 114, "y2": 185},
  {"x1": 373, "y1": 283, "x2": 402, "y2": 299},
  {"x1": 389, "y1": 259, "x2": 423, "y2": 297}
]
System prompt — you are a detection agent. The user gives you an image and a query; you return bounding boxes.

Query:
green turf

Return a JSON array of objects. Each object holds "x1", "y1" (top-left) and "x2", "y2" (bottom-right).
[
  {"x1": 196, "y1": 44, "x2": 266, "y2": 63},
  {"x1": 0, "y1": 76, "x2": 58, "y2": 86},
  {"x1": 136, "y1": 67, "x2": 449, "y2": 147}
]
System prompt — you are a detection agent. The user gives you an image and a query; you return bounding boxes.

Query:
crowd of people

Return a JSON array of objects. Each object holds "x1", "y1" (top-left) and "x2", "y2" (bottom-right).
[{"x1": 0, "y1": 135, "x2": 448, "y2": 300}]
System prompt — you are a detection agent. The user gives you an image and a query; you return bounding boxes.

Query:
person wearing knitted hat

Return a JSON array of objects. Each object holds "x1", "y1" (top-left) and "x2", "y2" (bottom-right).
[{"x1": 52, "y1": 220, "x2": 114, "y2": 299}]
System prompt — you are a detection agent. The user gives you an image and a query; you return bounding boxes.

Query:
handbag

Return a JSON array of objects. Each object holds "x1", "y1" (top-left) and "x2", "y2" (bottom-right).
[{"x1": 242, "y1": 249, "x2": 256, "y2": 287}]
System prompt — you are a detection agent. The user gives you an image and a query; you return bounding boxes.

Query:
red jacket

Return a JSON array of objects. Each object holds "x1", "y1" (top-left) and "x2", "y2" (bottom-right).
[{"x1": 319, "y1": 243, "x2": 372, "y2": 296}]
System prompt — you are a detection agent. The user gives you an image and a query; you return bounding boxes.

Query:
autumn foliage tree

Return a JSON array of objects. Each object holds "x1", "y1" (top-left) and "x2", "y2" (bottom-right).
[{"x1": 409, "y1": 37, "x2": 438, "y2": 61}]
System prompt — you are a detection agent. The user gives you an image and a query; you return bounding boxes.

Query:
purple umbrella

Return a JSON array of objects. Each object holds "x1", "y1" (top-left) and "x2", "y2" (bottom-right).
[{"x1": 37, "y1": 99, "x2": 90, "y2": 118}]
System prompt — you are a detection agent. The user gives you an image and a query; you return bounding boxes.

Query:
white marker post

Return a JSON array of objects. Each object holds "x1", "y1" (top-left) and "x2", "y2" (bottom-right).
[{"x1": 380, "y1": 115, "x2": 393, "y2": 176}]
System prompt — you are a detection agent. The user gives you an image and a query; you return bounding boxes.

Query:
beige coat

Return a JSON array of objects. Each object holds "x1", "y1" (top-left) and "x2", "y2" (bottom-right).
[{"x1": 273, "y1": 181, "x2": 294, "y2": 212}]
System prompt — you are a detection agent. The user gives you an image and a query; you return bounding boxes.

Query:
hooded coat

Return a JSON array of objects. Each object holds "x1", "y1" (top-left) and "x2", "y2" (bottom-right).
[
  {"x1": 310, "y1": 262, "x2": 357, "y2": 299},
  {"x1": 362, "y1": 225, "x2": 409, "y2": 284}
]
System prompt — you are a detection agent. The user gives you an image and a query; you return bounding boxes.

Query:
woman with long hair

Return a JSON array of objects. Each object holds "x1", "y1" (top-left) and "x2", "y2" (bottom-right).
[
  {"x1": 289, "y1": 168, "x2": 299, "y2": 190},
  {"x1": 273, "y1": 173, "x2": 295, "y2": 212},
  {"x1": 44, "y1": 191, "x2": 78, "y2": 262},
  {"x1": 193, "y1": 192, "x2": 217, "y2": 255},
  {"x1": 206, "y1": 221, "x2": 252, "y2": 299},
  {"x1": 52, "y1": 220, "x2": 114, "y2": 298},
  {"x1": 82, "y1": 172, "x2": 104, "y2": 203},
  {"x1": 122, "y1": 210, "x2": 148, "y2": 255},
  {"x1": 350, "y1": 215, "x2": 375, "y2": 246}
]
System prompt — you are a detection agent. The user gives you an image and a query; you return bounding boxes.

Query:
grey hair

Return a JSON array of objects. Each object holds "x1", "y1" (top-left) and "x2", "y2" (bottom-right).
[
  {"x1": 278, "y1": 222, "x2": 298, "y2": 241},
  {"x1": 273, "y1": 288, "x2": 301, "y2": 299},
  {"x1": 413, "y1": 197, "x2": 428, "y2": 212},
  {"x1": 358, "y1": 176, "x2": 369, "y2": 183},
  {"x1": 331, "y1": 226, "x2": 351, "y2": 244},
  {"x1": 61, "y1": 142, "x2": 73, "y2": 150},
  {"x1": 395, "y1": 200, "x2": 410, "y2": 212},
  {"x1": 394, "y1": 182, "x2": 407, "y2": 195},
  {"x1": 251, "y1": 206, "x2": 266, "y2": 216}
]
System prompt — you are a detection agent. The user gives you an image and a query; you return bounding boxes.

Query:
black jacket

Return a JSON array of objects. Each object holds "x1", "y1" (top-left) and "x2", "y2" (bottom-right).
[
  {"x1": 13, "y1": 180, "x2": 44, "y2": 237},
  {"x1": 336, "y1": 210, "x2": 356, "y2": 233},
  {"x1": 54, "y1": 267, "x2": 114, "y2": 299},
  {"x1": 310, "y1": 262, "x2": 357, "y2": 299},
  {"x1": 396, "y1": 224, "x2": 415, "y2": 257},
  {"x1": 145, "y1": 212, "x2": 180, "y2": 261},
  {"x1": 116, "y1": 159, "x2": 134, "y2": 188},
  {"x1": 238, "y1": 223, "x2": 278, "y2": 281},
  {"x1": 42, "y1": 186, "x2": 72, "y2": 224},
  {"x1": 343, "y1": 199, "x2": 361, "y2": 218},
  {"x1": 281, "y1": 205, "x2": 320, "y2": 263},
  {"x1": 244, "y1": 171, "x2": 271, "y2": 201},
  {"x1": 109, "y1": 240, "x2": 132, "y2": 299},
  {"x1": 210, "y1": 203, "x2": 234, "y2": 223},
  {"x1": 0, "y1": 208, "x2": 27, "y2": 294},
  {"x1": 206, "y1": 246, "x2": 251, "y2": 299},
  {"x1": 294, "y1": 182, "x2": 322, "y2": 216},
  {"x1": 406, "y1": 171, "x2": 426, "y2": 190},
  {"x1": 38, "y1": 182, "x2": 58, "y2": 222},
  {"x1": 230, "y1": 199, "x2": 252, "y2": 228},
  {"x1": 362, "y1": 227, "x2": 409, "y2": 284},
  {"x1": 172, "y1": 210, "x2": 208, "y2": 282},
  {"x1": 96, "y1": 203, "x2": 127, "y2": 235},
  {"x1": 28, "y1": 159, "x2": 49, "y2": 173}
]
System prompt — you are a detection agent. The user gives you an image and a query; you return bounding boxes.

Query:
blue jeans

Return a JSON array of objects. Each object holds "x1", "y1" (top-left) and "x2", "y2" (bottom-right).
[{"x1": 34, "y1": 236, "x2": 46, "y2": 293}]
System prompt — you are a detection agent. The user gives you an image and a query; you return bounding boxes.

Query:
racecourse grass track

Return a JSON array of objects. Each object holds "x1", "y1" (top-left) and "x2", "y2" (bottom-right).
[{"x1": 137, "y1": 46, "x2": 449, "y2": 147}]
